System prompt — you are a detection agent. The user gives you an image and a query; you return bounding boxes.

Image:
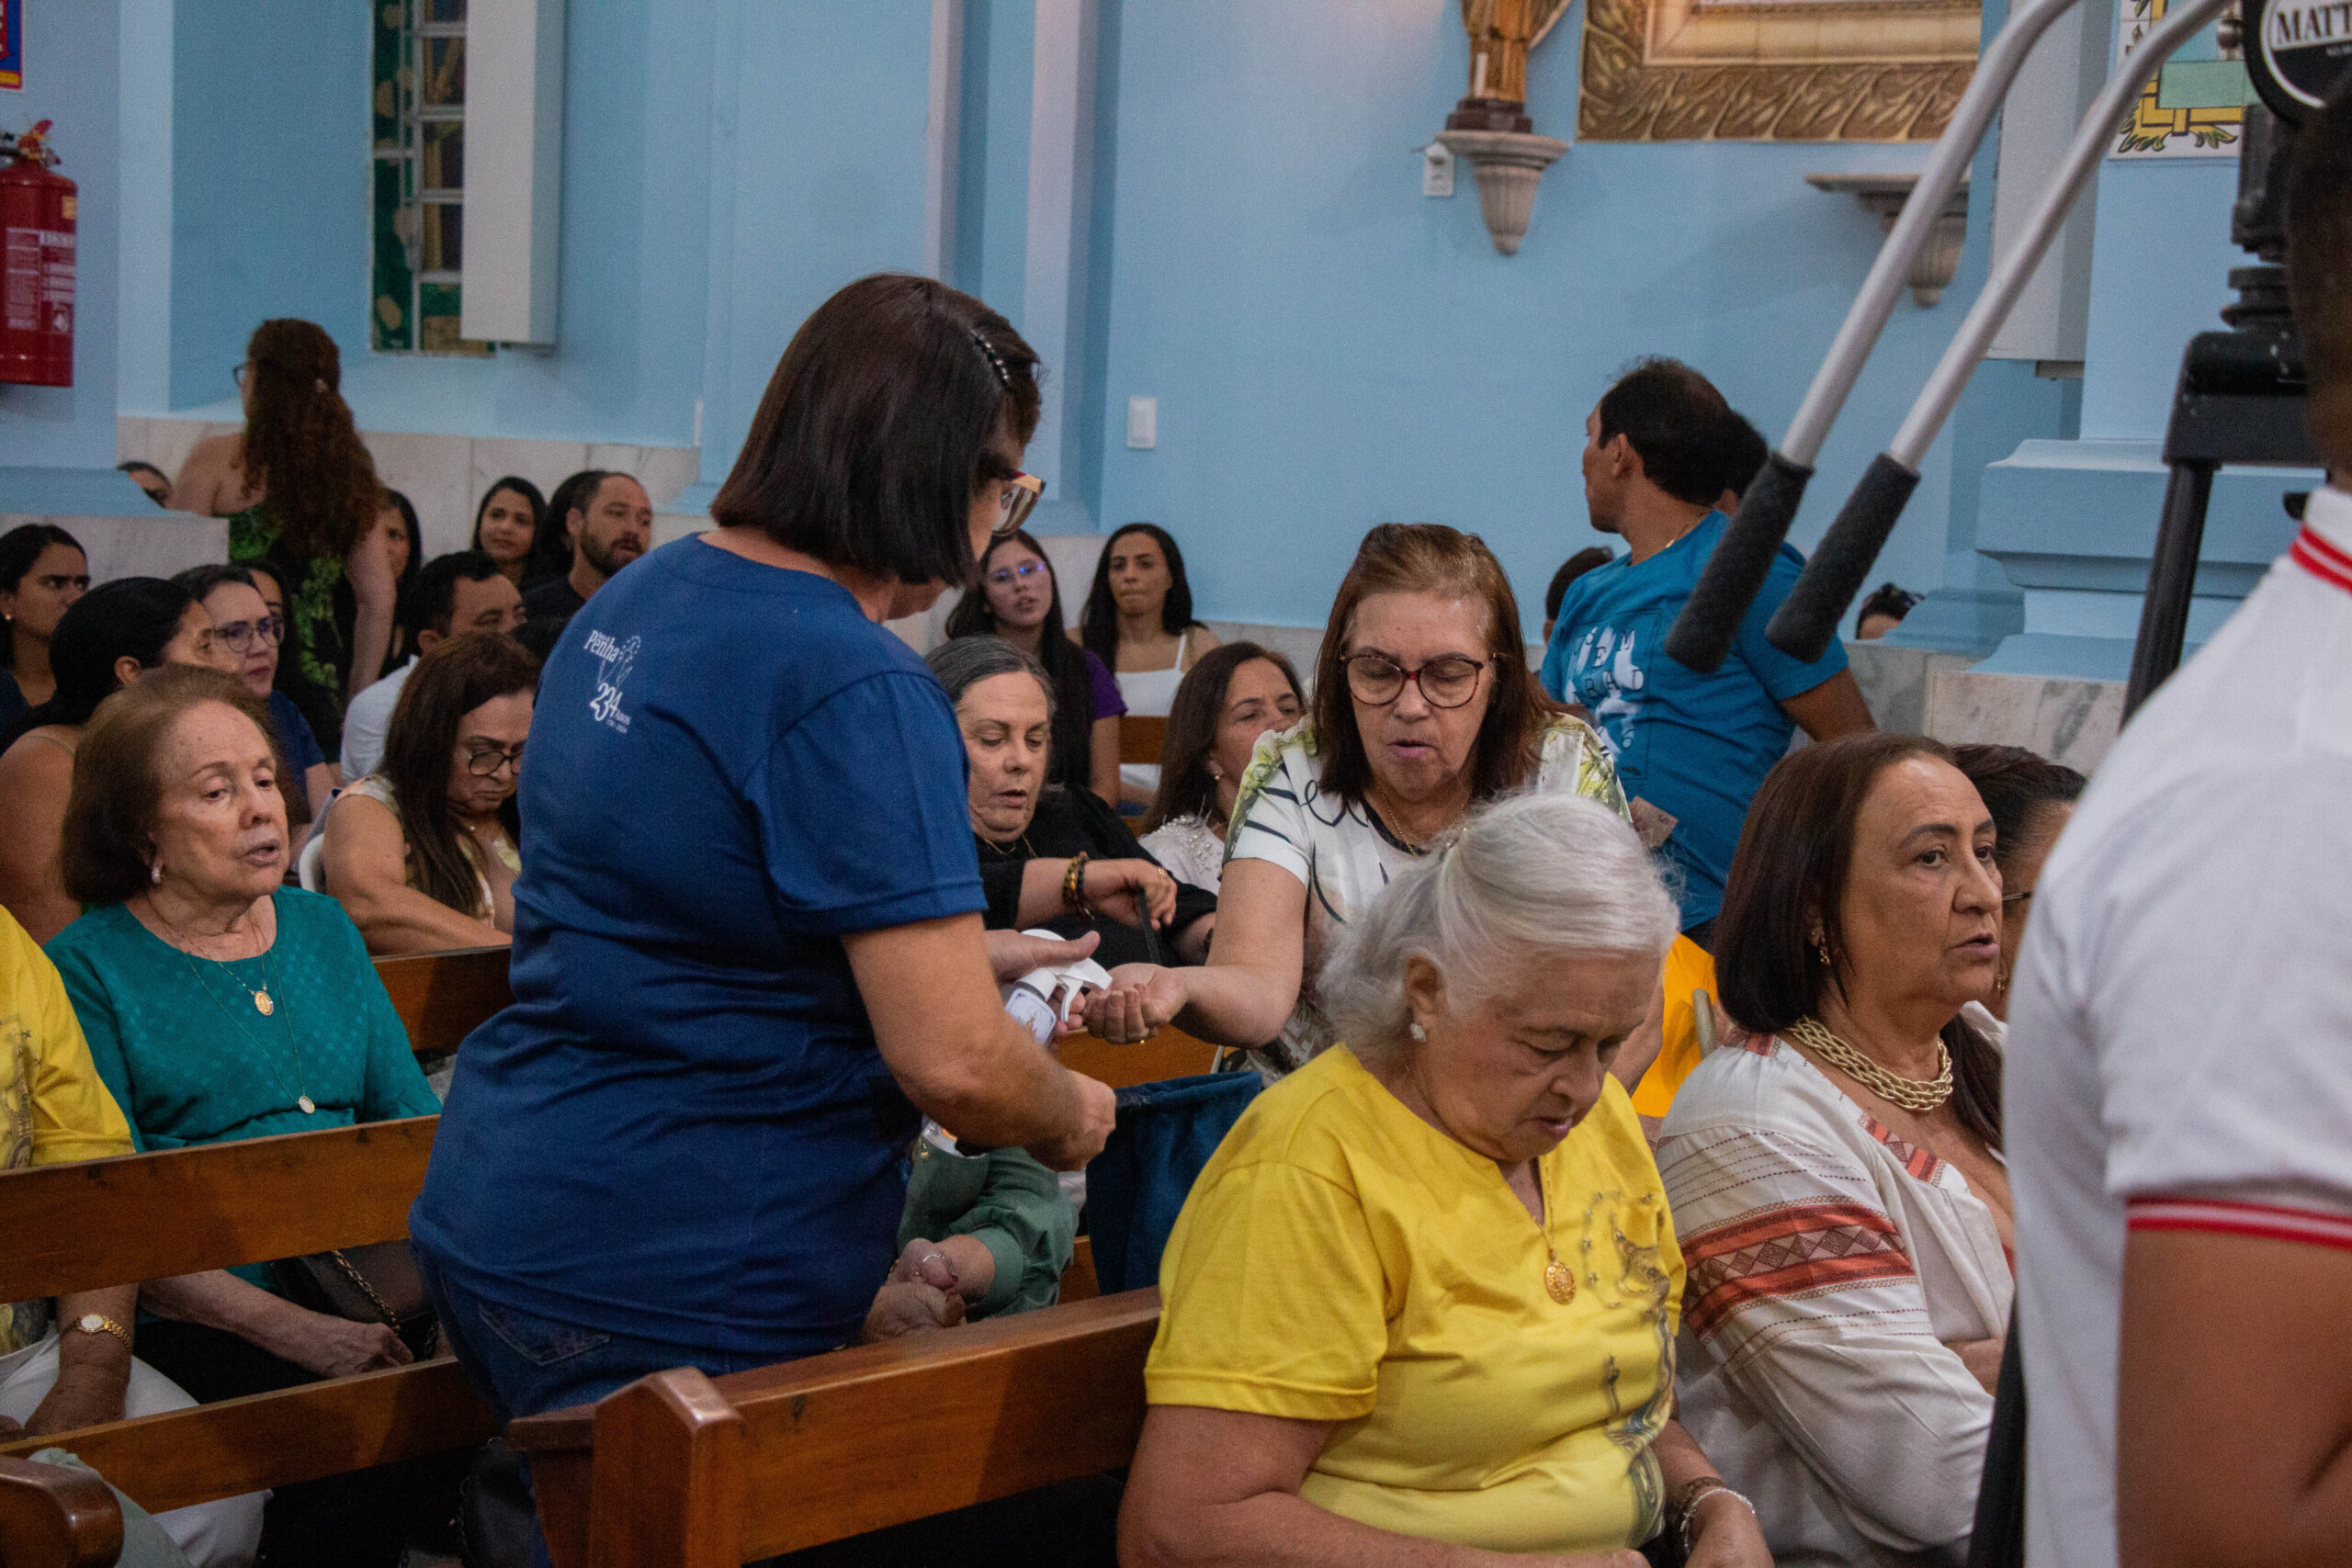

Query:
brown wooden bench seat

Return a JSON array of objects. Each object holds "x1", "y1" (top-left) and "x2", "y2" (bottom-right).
[
  {"x1": 1118, "y1": 715, "x2": 1168, "y2": 767},
  {"x1": 508, "y1": 1289, "x2": 1161, "y2": 1568},
  {"x1": 0, "y1": 1115, "x2": 500, "y2": 1563},
  {"x1": 0, "y1": 944, "x2": 1187, "y2": 1565}
]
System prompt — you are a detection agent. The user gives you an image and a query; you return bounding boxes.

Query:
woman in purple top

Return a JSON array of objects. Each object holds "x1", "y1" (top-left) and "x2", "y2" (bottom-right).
[{"x1": 946, "y1": 527, "x2": 1125, "y2": 803}]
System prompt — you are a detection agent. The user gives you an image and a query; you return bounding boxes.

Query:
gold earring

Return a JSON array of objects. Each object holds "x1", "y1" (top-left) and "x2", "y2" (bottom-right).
[
  {"x1": 1810, "y1": 933, "x2": 1830, "y2": 965},
  {"x1": 1995, "y1": 959, "x2": 2011, "y2": 997}
]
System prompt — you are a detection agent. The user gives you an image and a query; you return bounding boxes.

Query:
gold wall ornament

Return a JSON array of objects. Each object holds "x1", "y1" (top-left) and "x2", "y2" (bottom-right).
[
  {"x1": 1577, "y1": 0, "x2": 1982, "y2": 142},
  {"x1": 1439, "y1": 0, "x2": 1576, "y2": 254}
]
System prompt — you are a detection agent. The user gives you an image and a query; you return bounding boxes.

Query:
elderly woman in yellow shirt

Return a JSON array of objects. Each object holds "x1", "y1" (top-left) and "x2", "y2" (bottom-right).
[{"x1": 1122, "y1": 794, "x2": 1772, "y2": 1568}]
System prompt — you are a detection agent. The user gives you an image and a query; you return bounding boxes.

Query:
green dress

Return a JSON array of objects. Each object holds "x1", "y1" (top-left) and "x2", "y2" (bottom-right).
[
  {"x1": 898, "y1": 1135, "x2": 1078, "y2": 1319},
  {"x1": 47, "y1": 890, "x2": 440, "y2": 1289},
  {"x1": 228, "y1": 503, "x2": 356, "y2": 756}
]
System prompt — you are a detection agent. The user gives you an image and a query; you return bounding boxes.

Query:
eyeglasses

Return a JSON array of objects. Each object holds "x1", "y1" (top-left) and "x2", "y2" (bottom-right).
[
  {"x1": 232, "y1": 362, "x2": 249, "y2": 390},
  {"x1": 993, "y1": 472, "x2": 1045, "y2": 538},
  {"x1": 462, "y1": 741, "x2": 526, "y2": 778},
  {"x1": 212, "y1": 616, "x2": 284, "y2": 652},
  {"x1": 2002, "y1": 888, "x2": 2034, "y2": 907},
  {"x1": 986, "y1": 559, "x2": 1050, "y2": 589},
  {"x1": 1342, "y1": 653, "x2": 1488, "y2": 709}
]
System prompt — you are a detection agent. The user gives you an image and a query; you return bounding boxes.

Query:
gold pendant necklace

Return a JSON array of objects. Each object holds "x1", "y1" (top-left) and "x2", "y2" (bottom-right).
[
  {"x1": 1536, "y1": 1161, "x2": 1577, "y2": 1305},
  {"x1": 157, "y1": 904, "x2": 312, "y2": 1114}
]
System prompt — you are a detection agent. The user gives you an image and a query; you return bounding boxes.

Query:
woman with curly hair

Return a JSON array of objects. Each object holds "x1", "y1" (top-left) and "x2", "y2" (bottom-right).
[{"x1": 170, "y1": 319, "x2": 396, "y2": 756}]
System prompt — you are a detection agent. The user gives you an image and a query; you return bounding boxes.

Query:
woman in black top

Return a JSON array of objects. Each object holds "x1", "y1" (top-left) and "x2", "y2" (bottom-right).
[{"x1": 929, "y1": 637, "x2": 1215, "y2": 970}]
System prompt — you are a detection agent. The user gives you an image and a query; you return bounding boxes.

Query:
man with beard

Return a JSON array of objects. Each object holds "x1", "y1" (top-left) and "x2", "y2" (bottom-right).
[{"x1": 516, "y1": 470, "x2": 652, "y2": 661}]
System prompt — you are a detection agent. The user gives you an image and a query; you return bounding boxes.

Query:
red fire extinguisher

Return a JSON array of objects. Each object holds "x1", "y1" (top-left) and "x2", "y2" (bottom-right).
[{"x1": 0, "y1": 120, "x2": 74, "y2": 387}]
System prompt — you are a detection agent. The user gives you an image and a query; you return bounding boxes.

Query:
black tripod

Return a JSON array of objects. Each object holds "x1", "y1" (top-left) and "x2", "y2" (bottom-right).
[{"x1": 2124, "y1": 106, "x2": 2320, "y2": 716}]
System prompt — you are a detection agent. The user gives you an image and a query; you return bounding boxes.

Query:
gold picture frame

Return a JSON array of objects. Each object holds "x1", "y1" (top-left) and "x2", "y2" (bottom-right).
[{"x1": 1578, "y1": 0, "x2": 1983, "y2": 141}]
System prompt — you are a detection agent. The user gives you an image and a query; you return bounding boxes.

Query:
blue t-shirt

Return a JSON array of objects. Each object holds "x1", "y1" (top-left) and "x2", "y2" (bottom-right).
[
  {"x1": 1538, "y1": 513, "x2": 1847, "y2": 929},
  {"x1": 409, "y1": 537, "x2": 986, "y2": 1358},
  {"x1": 266, "y1": 689, "x2": 326, "y2": 777}
]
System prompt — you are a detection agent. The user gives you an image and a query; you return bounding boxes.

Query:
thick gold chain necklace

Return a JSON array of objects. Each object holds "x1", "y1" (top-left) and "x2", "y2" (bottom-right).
[{"x1": 1785, "y1": 1016, "x2": 1952, "y2": 1112}]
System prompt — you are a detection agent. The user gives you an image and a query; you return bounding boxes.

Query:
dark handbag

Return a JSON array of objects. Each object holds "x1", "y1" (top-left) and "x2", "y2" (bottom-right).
[
  {"x1": 274, "y1": 1239, "x2": 440, "y2": 1359},
  {"x1": 1085, "y1": 1072, "x2": 1262, "y2": 1295}
]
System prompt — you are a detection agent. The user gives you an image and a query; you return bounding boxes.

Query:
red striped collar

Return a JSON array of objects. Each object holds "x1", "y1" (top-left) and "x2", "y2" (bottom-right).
[{"x1": 2291, "y1": 520, "x2": 2352, "y2": 595}]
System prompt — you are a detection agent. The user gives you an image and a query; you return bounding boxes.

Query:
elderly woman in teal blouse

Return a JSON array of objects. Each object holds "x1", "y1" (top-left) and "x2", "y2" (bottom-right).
[{"x1": 43, "y1": 664, "x2": 438, "y2": 1568}]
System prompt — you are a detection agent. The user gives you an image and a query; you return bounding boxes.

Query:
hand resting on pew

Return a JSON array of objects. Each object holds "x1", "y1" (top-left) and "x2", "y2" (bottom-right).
[{"x1": 141, "y1": 1271, "x2": 413, "y2": 1378}]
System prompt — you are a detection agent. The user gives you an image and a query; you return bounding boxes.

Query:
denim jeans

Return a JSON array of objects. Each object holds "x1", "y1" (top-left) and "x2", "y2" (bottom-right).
[{"x1": 414, "y1": 1247, "x2": 786, "y2": 1568}]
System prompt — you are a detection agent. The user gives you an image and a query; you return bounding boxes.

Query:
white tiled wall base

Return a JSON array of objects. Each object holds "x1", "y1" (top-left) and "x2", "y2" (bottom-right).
[
  {"x1": 0, "y1": 511, "x2": 228, "y2": 588},
  {"x1": 118, "y1": 418, "x2": 701, "y2": 564}
]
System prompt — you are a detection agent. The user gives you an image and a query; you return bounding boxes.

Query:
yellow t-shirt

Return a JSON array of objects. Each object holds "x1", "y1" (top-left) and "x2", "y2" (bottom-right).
[
  {"x1": 1, "y1": 907, "x2": 135, "y2": 1353},
  {"x1": 1147, "y1": 1044, "x2": 1685, "y2": 1554},
  {"x1": 1631, "y1": 936, "x2": 1719, "y2": 1119}
]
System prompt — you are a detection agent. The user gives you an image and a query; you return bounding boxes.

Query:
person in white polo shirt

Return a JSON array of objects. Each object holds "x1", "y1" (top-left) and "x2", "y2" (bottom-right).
[
  {"x1": 2007, "y1": 84, "x2": 2352, "y2": 1568},
  {"x1": 338, "y1": 549, "x2": 524, "y2": 779}
]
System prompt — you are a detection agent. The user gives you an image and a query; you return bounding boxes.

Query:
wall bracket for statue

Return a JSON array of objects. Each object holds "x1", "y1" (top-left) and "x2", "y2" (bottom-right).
[{"x1": 1577, "y1": 0, "x2": 1983, "y2": 141}]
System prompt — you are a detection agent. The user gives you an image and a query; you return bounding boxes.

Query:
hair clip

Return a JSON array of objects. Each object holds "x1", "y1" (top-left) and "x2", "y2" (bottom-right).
[{"x1": 967, "y1": 326, "x2": 1012, "y2": 391}]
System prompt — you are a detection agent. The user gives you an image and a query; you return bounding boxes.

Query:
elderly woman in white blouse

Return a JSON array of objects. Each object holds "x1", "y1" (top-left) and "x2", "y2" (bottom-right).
[{"x1": 1657, "y1": 733, "x2": 2010, "y2": 1568}]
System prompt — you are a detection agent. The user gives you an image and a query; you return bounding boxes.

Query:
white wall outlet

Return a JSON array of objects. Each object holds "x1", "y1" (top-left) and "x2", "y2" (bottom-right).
[
  {"x1": 1127, "y1": 396, "x2": 1158, "y2": 450},
  {"x1": 1422, "y1": 141, "x2": 1455, "y2": 198}
]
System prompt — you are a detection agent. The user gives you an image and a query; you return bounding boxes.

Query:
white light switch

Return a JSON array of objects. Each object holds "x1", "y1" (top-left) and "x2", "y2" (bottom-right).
[
  {"x1": 1422, "y1": 142, "x2": 1455, "y2": 198},
  {"x1": 1127, "y1": 396, "x2": 1158, "y2": 450}
]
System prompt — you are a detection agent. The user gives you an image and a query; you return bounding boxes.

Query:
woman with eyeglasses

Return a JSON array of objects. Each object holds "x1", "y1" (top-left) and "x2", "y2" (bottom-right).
[
  {"x1": 175, "y1": 565, "x2": 335, "y2": 851},
  {"x1": 1084, "y1": 524, "x2": 1630, "y2": 1079},
  {"x1": 0, "y1": 524, "x2": 90, "y2": 730},
  {"x1": 314, "y1": 633, "x2": 534, "y2": 955},
  {"x1": 0, "y1": 580, "x2": 233, "y2": 942},
  {"x1": 168, "y1": 319, "x2": 399, "y2": 760},
  {"x1": 944, "y1": 527, "x2": 1125, "y2": 805},
  {"x1": 405, "y1": 276, "x2": 1113, "y2": 1523}
]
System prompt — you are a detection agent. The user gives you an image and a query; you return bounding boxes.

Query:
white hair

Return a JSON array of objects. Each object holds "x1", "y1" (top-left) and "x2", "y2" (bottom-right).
[{"x1": 1319, "y1": 791, "x2": 1678, "y2": 1062}]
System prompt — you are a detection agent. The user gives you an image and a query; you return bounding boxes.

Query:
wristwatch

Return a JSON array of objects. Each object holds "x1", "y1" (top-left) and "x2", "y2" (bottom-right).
[{"x1": 72, "y1": 1313, "x2": 132, "y2": 1350}]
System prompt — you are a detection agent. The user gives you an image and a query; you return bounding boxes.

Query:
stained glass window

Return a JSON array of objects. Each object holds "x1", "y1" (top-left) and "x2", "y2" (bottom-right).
[{"x1": 371, "y1": 0, "x2": 491, "y2": 355}]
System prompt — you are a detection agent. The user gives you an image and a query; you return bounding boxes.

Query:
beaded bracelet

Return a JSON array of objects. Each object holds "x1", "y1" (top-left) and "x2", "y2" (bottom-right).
[
  {"x1": 1674, "y1": 1476, "x2": 1757, "y2": 1558},
  {"x1": 1063, "y1": 853, "x2": 1091, "y2": 917}
]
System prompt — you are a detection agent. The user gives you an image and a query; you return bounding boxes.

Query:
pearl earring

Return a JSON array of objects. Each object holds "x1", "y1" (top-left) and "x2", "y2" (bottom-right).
[
  {"x1": 1408, "y1": 1021, "x2": 1427, "y2": 1042},
  {"x1": 150, "y1": 862, "x2": 163, "y2": 886}
]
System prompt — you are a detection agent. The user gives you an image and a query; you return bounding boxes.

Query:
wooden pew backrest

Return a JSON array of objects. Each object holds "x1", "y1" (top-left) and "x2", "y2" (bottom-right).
[
  {"x1": 1058, "y1": 1026, "x2": 1216, "y2": 1089},
  {"x1": 374, "y1": 944, "x2": 513, "y2": 1057},
  {"x1": 0, "y1": 1359, "x2": 497, "y2": 1517},
  {"x1": 0, "y1": 1116, "x2": 436, "y2": 1303},
  {"x1": 1118, "y1": 715, "x2": 1168, "y2": 766},
  {"x1": 510, "y1": 1289, "x2": 1162, "y2": 1568}
]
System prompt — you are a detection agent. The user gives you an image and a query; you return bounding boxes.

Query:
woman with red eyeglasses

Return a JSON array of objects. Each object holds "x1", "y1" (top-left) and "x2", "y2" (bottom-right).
[{"x1": 1084, "y1": 523, "x2": 1634, "y2": 1081}]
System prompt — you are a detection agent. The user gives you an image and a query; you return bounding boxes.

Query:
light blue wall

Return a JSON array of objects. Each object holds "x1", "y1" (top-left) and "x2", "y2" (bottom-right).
[
  {"x1": 0, "y1": 0, "x2": 134, "y2": 508},
  {"x1": 1967, "y1": 73, "x2": 2318, "y2": 678},
  {"x1": 152, "y1": 0, "x2": 720, "y2": 449},
  {"x1": 1085, "y1": 1, "x2": 1995, "y2": 629}
]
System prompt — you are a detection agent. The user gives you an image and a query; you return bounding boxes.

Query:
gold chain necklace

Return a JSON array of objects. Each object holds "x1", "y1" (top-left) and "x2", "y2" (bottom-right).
[
  {"x1": 1784, "y1": 1016, "x2": 1952, "y2": 1112},
  {"x1": 1534, "y1": 1159, "x2": 1577, "y2": 1305},
  {"x1": 150, "y1": 900, "x2": 315, "y2": 1115}
]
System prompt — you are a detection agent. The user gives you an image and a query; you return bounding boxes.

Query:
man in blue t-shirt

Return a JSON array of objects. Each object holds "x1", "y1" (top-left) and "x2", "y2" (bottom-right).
[{"x1": 1540, "y1": 359, "x2": 1874, "y2": 946}]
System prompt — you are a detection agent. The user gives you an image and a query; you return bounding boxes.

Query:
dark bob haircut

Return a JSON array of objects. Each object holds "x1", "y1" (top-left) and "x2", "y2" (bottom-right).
[
  {"x1": 62, "y1": 664, "x2": 282, "y2": 908},
  {"x1": 1714, "y1": 732, "x2": 2004, "y2": 1150},
  {"x1": 710, "y1": 274, "x2": 1041, "y2": 588},
  {"x1": 1596, "y1": 357, "x2": 1733, "y2": 508}
]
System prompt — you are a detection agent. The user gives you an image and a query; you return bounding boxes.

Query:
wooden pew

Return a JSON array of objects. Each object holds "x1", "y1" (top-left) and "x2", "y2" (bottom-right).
[
  {"x1": 1118, "y1": 715, "x2": 1168, "y2": 766},
  {"x1": 1057, "y1": 1024, "x2": 1217, "y2": 1089},
  {"x1": 373, "y1": 944, "x2": 513, "y2": 1057},
  {"x1": 509, "y1": 1289, "x2": 1161, "y2": 1568}
]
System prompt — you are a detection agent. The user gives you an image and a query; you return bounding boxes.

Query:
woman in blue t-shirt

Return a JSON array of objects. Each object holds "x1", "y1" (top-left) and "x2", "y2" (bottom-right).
[{"x1": 409, "y1": 276, "x2": 1116, "y2": 1437}]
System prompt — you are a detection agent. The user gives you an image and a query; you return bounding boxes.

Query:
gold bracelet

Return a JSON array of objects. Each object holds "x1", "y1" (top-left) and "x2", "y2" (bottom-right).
[
  {"x1": 71, "y1": 1313, "x2": 133, "y2": 1351},
  {"x1": 1063, "y1": 853, "x2": 1091, "y2": 917}
]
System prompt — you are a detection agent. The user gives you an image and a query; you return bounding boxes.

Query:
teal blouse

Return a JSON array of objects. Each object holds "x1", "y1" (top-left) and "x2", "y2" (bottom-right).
[{"x1": 49, "y1": 890, "x2": 439, "y2": 1154}]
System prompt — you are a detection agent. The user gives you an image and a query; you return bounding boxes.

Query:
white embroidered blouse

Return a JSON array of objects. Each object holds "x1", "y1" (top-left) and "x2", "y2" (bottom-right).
[{"x1": 1656, "y1": 1033, "x2": 2010, "y2": 1568}]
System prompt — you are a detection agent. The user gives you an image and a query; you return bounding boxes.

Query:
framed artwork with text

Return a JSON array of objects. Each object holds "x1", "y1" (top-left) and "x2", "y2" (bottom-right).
[{"x1": 1579, "y1": 0, "x2": 1983, "y2": 141}]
